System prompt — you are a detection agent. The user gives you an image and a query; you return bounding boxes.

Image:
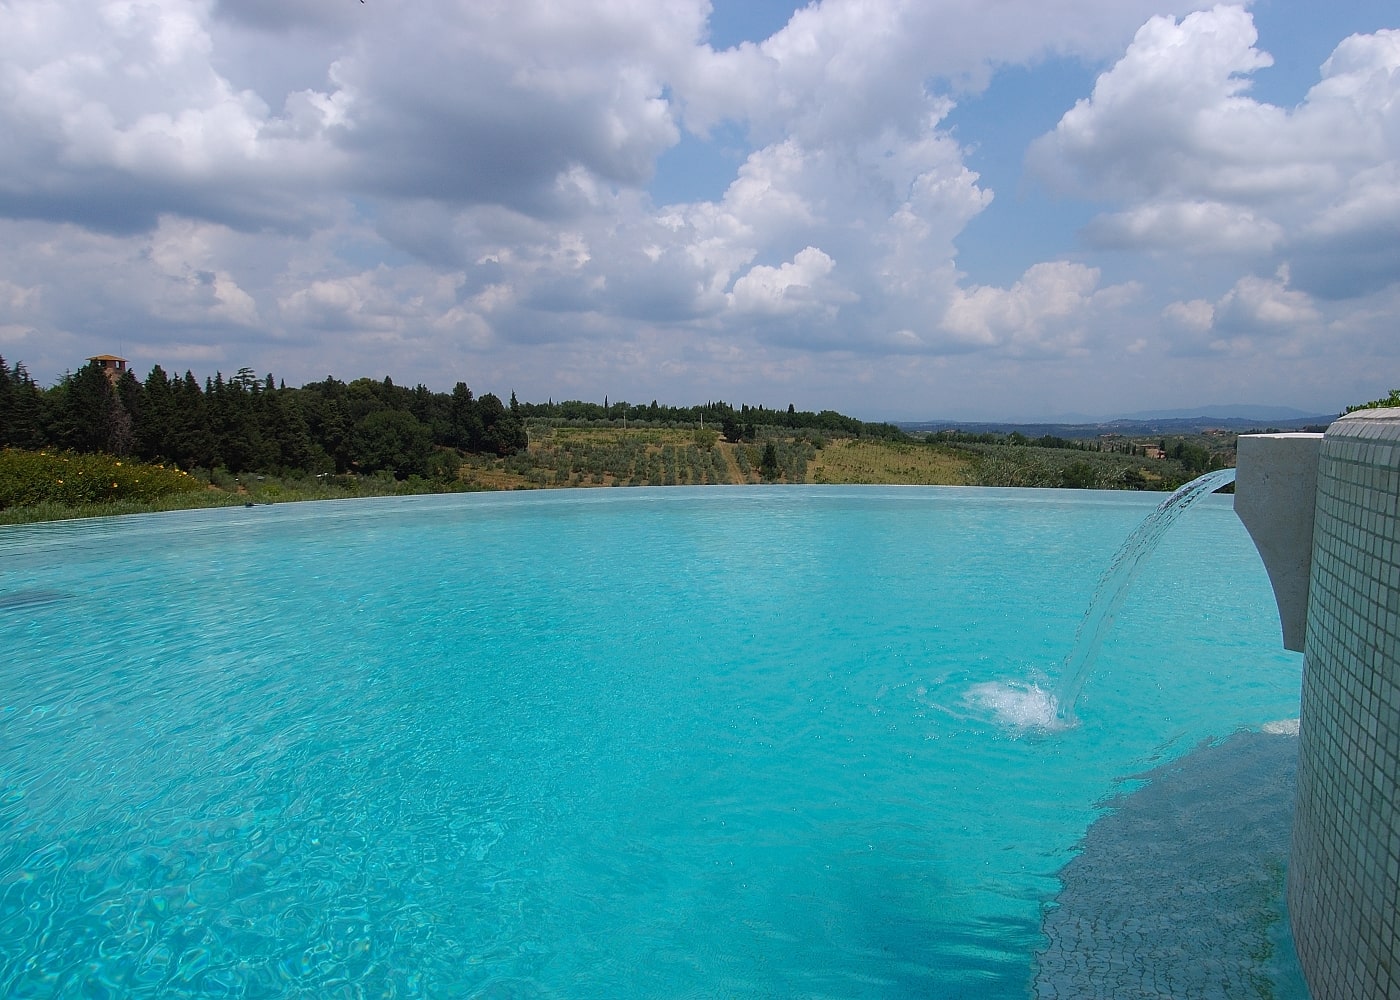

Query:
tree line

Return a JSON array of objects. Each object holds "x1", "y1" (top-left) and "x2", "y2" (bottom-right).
[
  {"x1": 517, "y1": 397, "x2": 905, "y2": 442},
  {"x1": 0, "y1": 357, "x2": 528, "y2": 479},
  {"x1": 928, "y1": 429, "x2": 1109, "y2": 451},
  {"x1": 0, "y1": 357, "x2": 908, "y2": 482}
]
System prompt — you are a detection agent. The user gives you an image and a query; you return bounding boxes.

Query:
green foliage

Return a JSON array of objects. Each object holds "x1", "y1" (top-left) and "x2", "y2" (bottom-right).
[
  {"x1": 931, "y1": 428, "x2": 1106, "y2": 453},
  {"x1": 967, "y1": 449, "x2": 1062, "y2": 488},
  {"x1": 8, "y1": 354, "x2": 1252, "y2": 518},
  {"x1": 760, "y1": 441, "x2": 780, "y2": 480},
  {"x1": 1059, "y1": 461, "x2": 1099, "y2": 490},
  {"x1": 50, "y1": 363, "x2": 133, "y2": 455},
  {"x1": 963, "y1": 444, "x2": 1172, "y2": 490},
  {"x1": 476, "y1": 392, "x2": 529, "y2": 455},
  {"x1": 5, "y1": 359, "x2": 530, "y2": 487},
  {"x1": 9, "y1": 354, "x2": 893, "y2": 493},
  {"x1": 353, "y1": 409, "x2": 433, "y2": 478},
  {"x1": 425, "y1": 448, "x2": 463, "y2": 482},
  {"x1": 0, "y1": 357, "x2": 47, "y2": 449},
  {"x1": 0, "y1": 449, "x2": 204, "y2": 509},
  {"x1": 1163, "y1": 439, "x2": 1221, "y2": 475},
  {"x1": 940, "y1": 428, "x2": 1234, "y2": 491},
  {"x1": 1345, "y1": 389, "x2": 1400, "y2": 413},
  {"x1": 494, "y1": 428, "x2": 743, "y2": 487},
  {"x1": 517, "y1": 397, "x2": 906, "y2": 441},
  {"x1": 0, "y1": 459, "x2": 489, "y2": 524}
]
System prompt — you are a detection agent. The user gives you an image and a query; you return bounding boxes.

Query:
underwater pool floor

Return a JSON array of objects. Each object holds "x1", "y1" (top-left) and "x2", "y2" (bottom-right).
[
  {"x1": 1036, "y1": 729, "x2": 1306, "y2": 999},
  {"x1": 0, "y1": 487, "x2": 1307, "y2": 997}
]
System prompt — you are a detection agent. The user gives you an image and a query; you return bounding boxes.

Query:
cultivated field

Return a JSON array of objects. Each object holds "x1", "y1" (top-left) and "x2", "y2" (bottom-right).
[
  {"x1": 809, "y1": 437, "x2": 971, "y2": 485},
  {"x1": 453, "y1": 426, "x2": 974, "y2": 490},
  {"x1": 2, "y1": 423, "x2": 1224, "y2": 524}
]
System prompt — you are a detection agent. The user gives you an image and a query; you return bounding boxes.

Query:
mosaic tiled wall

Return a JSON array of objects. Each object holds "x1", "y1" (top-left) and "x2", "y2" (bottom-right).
[{"x1": 1290, "y1": 408, "x2": 1400, "y2": 1000}]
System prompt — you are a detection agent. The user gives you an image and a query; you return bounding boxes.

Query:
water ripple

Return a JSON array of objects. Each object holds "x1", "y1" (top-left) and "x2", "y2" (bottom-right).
[{"x1": 0, "y1": 489, "x2": 1303, "y2": 997}]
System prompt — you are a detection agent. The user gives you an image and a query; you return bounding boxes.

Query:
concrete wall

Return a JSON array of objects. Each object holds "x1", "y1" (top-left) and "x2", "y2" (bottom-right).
[
  {"x1": 1234, "y1": 433, "x2": 1322, "y2": 653},
  {"x1": 1287, "y1": 407, "x2": 1400, "y2": 999}
]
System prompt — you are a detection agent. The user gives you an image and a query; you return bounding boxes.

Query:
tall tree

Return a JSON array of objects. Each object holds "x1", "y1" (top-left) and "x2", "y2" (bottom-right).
[
  {"x1": 351, "y1": 409, "x2": 433, "y2": 478},
  {"x1": 54, "y1": 362, "x2": 131, "y2": 455},
  {"x1": 0, "y1": 358, "x2": 45, "y2": 448},
  {"x1": 476, "y1": 392, "x2": 527, "y2": 456},
  {"x1": 137, "y1": 365, "x2": 175, "y2": 461},
  {"x1": 168, "y1": 371, "x2": 215, "y2": 469},
  {"x1": 447, "y1": 382, "x2": 482, "y2": 451}
]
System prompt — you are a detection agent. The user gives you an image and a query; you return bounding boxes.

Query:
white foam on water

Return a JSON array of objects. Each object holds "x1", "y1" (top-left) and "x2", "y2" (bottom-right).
[
  {"x1": 1261, "y1": 718, "x2": 1300, "y2": 735},
  {"x1": 967, "y1": 680, "x2": 1069, "y2": 732}
]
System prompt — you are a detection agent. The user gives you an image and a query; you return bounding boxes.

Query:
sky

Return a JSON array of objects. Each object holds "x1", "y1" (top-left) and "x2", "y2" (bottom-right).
[{"x1": 1, "y1": 0, "x2": 1397, "y2": 421}]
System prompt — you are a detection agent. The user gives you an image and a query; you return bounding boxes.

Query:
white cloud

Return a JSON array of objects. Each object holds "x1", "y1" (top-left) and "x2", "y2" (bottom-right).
[
  {"x1": 1030, "y1": 6, "x2": 1283, "y2": 201},
  {"x1": 0, "y1": 278, "x2": 41, "y2": 314},
  {"x1": 1215, "y1": 265, "x2": 1322, "y2": 334},
  {"x1": 1163, "y1": 298, "x2": 1215, "y2": 333},
  {"x1": 729, "y1": 246, "x2": 846, "y2": 316},
  {"x1": 1162, "y1": 265, "x2": 1324, "y2": 357},
  {"x1": 941, "y1": 261, "x2": 1138, "y2": 356},
  {"x1": 1031, "y1": 7, "x2": 1400, "y2": 299},
  {"x1": 323, "y1": 0, "x2": 690, "y2": 212},
  {"x1": 0, "y1": 0, "x2": 349, "y2": 235},
  {"x1": 0, "y1": 0, "x2": 1395, "y2": 419},
  {"x1": 1084, "y1": 201, "x2": 1284, "y2": 255},
  {"x1": 677, "y1": 0, "x2": 1201, "y2": 145}
]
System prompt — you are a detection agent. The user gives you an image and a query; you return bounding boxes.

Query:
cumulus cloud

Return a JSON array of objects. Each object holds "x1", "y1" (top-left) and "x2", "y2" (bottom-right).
[
  {"x1": 1163, "y1": 298, "x2": 1215, "y2": 333},
  {"x1": 1215, "y1": 265, "x2": 1322, "y2": 333},
  {"x1": 729, "y1": 246, "x2": 847, "y2": 316},
  {"x1": 676, "y1": 0, "x2": 1200, "y2": 145},
  {"x1": 327, "y1": 1, "x2": 688, "y2": 213},
  {"x1": 1084, "y1": 201, "x2": 1284, "y2": 255},
  {"x1": 0, "y1": 278, "x2": 41, "y2": 315},
  {"x1": 1032, "y1": 7, "x2": 1400, "y2": 299},
  {"x1": 1030, "y1": 6, "x2": 1284, "y2": 201},
  {"x1": 211, "y1": 0, "x2": 359, "y2": 35},
  {"x1": 1, "y1": 0, "x2": 1396, "y2": 418},
  {"x1": 1162, "y1": 264, "x2": 1324, "y2": 358},
  {"x1": 940, "y1": 261, "x2": 1139, "y2": 356},
  {"x1": 0, "y1": 0, "x2": 351, "y2": 234}
]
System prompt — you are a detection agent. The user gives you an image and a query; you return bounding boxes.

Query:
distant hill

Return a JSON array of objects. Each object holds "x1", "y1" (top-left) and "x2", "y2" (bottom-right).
[
  {"x1": 1115, "y1": 404, "x2": 1334, "y2": 422},
  {"x1": 899, "y1": 411, "x2": 1337, "y2": 439}
]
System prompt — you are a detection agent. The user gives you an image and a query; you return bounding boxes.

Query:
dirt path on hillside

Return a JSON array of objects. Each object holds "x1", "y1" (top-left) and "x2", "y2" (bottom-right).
[{"x1": 717, "y1": 443, "x2": 746, "y2": 484}]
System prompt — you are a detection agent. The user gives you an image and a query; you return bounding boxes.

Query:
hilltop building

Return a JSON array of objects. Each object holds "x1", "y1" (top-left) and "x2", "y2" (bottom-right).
[{"x1": 87, "y1": 354, "x2": 128, "y2": 382}]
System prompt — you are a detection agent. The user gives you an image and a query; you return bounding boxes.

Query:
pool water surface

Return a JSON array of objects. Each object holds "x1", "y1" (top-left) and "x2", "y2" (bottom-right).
[{"x1": 0, "y1": 486, "x2": 1305, "y2": 997}]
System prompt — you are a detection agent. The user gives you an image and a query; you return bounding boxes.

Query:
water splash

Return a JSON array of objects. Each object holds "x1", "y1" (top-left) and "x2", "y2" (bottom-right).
[
  {"x1": 966, "y1": 680, "x2": 1066, "y2": 732},
  {"x1": 1053, "y1": 468, "x2": 1238, "y2": 724}
]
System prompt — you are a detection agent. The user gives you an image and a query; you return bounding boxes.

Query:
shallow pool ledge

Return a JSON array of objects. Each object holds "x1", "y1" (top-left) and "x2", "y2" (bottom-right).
[{"x1": 1234, "y1": 432, "x2": 1323, "y2": 653}]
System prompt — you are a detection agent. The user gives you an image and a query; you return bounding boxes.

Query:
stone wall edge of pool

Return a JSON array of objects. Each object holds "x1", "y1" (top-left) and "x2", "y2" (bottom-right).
[{"x1": 1272, "y1": 407, "x2": 1400, "y2": 1000}]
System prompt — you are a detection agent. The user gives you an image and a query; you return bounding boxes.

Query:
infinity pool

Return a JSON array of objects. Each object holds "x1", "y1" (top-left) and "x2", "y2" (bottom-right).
[{"x1": 1, "y1": 486, "x2": 1304, "y2": 997}]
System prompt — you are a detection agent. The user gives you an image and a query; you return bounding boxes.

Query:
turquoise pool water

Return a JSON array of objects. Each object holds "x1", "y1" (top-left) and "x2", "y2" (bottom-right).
[{"x1": 1, "y1": 486, "x2": 1304, "y2": 997}]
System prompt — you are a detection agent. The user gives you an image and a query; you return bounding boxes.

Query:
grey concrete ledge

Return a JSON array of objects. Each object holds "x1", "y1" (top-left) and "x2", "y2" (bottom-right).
[{"x1": 1234, "y1": 433, "x2": 1323, "y2": 652}]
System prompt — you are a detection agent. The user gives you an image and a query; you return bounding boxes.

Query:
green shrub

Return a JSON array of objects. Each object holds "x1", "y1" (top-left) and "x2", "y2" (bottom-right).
[
  {"x1": 1345, "y1": 389, "x2": 1400, "y2": 413},
  {"x1": 0, "y1": 449, "x2": 205, "y2": 509}
]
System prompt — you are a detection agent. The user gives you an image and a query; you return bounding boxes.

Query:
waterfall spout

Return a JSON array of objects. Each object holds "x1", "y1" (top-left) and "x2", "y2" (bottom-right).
[{"x1": 1054, "y1": 468, "x2": 1238, "y2": 723}]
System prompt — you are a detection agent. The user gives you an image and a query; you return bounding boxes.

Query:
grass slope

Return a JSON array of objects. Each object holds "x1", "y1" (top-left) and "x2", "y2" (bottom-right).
[{"x1": 5, "y1": 422, "x2": 1220, "y2": 525}]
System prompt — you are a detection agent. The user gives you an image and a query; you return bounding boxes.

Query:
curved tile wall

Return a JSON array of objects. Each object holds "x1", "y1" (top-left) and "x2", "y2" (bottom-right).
[{"x1": 1289, "y1": 407, "x2": 1400, "y2": 999}]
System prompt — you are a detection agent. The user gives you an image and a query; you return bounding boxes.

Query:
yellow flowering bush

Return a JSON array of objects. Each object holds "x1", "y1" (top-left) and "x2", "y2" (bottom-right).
[{"x1": 0, "y1": 449, "x2": 205, "y2": 509}]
